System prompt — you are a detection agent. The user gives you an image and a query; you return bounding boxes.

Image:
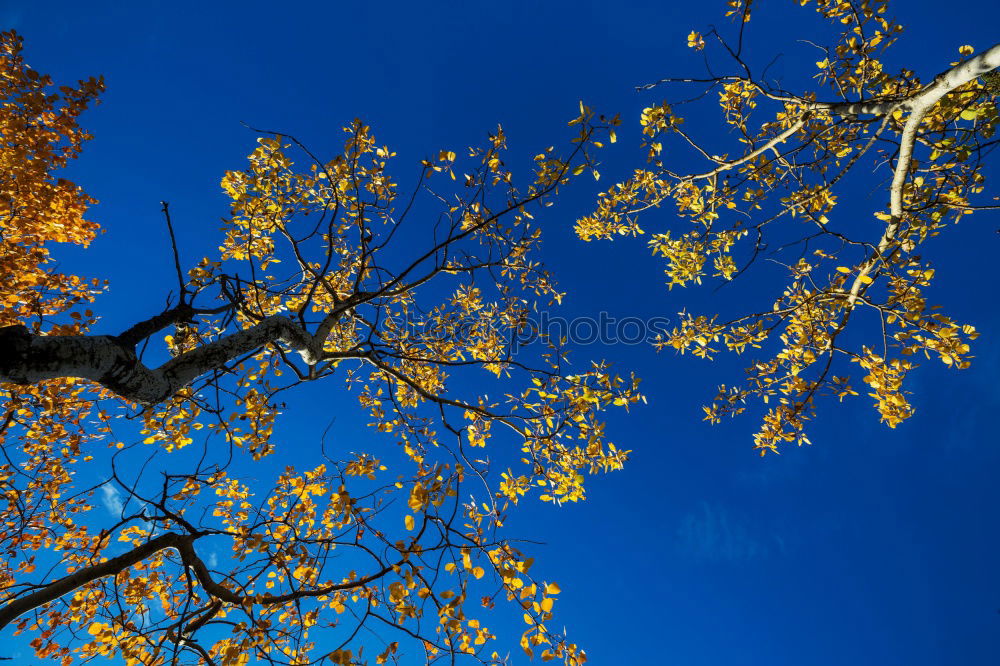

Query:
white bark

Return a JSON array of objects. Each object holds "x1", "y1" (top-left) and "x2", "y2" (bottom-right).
[
  {"x1": 845, "y1": 43, "x2": 1000, "y2": 305},
  {"x1": 815, "y1": 43, "x2": 1000, "y2": 118},
  {"x1": 0, "y1": 315, "x2": 326, "y2": 406}
]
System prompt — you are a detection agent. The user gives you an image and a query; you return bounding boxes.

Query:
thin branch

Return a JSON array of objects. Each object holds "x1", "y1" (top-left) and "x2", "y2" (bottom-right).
[{"x1": 160, "y1": 202, "x2": 187, "y2": 302}]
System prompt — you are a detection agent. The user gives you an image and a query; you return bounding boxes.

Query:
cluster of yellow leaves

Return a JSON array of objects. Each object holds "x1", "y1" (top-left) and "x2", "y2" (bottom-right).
[
  {"x1": 577, "y1": 0, "x2": 990, "y2": 452},
  {"x1": 2, "y1": 33, "x2": 635, "y2": 664},
  {"x1": 800, "y1": 0, "x2": 903, "y2": 95},
  {"x1": 476, "y1": 367, "x2": 642, "y2": 507},
  {"x1": 0, "y1": 30, "x2": 104, "y2": 332},
  {"x1": 853, "y1": 350, "x2": 913, "y2": 427},
  {"x1": 0, "y1": 34, "x2": 118, "y2": 665}
]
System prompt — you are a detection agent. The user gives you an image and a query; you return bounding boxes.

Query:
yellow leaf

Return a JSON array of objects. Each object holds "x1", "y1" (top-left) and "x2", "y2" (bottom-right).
[
  {"x1": 404, "y1": 514, "x2": 415, "y2": 530},
  {"x1": 408, "y1": 482, "x2": 427, "y2": 511},
  {"x1": 687, "y1": 31, "x2": 705, "y2": 50}
]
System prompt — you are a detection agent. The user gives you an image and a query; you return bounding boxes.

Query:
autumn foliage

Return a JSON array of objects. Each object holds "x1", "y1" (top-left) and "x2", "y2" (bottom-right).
[
  {"x1": 1, "y1": 0, "x2": 998, "y2": 663},
  {"x1": 0, "y1": 27, "x2": 636, "y2": 666},
  {"x1": 578, "y1": 0, "x2": 998, "y2": 453},
  {"x1": 0, "y1": 31, "x2": 103, "y2": 330}
]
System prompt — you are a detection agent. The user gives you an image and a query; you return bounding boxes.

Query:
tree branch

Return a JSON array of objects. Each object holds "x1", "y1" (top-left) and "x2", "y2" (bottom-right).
[
  {"x1": 1, "y1": 314, "x2": 328, "y2": 406},
  {"x1": 0, "y1": 532, "x2": 193, "y2": 631},
  {"x1": 847, "y1": 42, "x2": 1000, "y2": 305},
  {"x1": 116, "y1": 303, "x2": 196, "y2": 348},
  {"x1": 174, "y1": 538, "x2": 397, "y2": 606}
]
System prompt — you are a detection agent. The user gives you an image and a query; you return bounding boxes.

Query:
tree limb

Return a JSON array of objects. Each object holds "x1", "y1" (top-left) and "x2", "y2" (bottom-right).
[
  {"x1": 0, "y1": 532, "x2": 194, "y2": 631},
  {"x1": 1, "y1": 314, "x2": 330, "y2": 406}
]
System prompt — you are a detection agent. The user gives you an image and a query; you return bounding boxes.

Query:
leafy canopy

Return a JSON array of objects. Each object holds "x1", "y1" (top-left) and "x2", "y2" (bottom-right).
[
  {"x1": 578, "y1": 0, "x2": 997, "y2": 453},
  {"x1": 0, "y1": 30, "x2": 636, "y2": 666},
  {"x1": 2, "y1": 0, "x2": 998, "y2": 662}
]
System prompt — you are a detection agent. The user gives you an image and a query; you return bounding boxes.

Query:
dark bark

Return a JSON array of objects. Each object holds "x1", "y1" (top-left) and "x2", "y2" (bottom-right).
[
  {"x1": 0, "y1": 315, "x2": 323, "y2": 406},
  {"x1": 0, "y1": 324, "x2": 164, "y2": 400},
  {"x1": 115, "y1": 303, "x2": 196, "y2": 348},
  {"x1": 0, "y1": 532, "x2": 193, "y2": 631}
]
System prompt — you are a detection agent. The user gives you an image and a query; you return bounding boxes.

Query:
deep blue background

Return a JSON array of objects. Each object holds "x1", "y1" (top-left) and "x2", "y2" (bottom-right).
[{"x1": 4, "y1": 0, "x2": 999, "y2": 663}]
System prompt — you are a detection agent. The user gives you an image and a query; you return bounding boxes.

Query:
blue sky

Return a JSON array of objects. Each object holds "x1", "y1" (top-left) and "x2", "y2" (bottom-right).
[{"x1": 5, "y1": 0, "x2": 1000, "y2": 664}]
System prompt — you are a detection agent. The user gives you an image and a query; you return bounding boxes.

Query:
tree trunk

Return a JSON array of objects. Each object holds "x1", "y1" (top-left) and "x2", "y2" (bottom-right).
[{"x1": 0, "y1": 315, "x2": 321, "y2": 406}]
